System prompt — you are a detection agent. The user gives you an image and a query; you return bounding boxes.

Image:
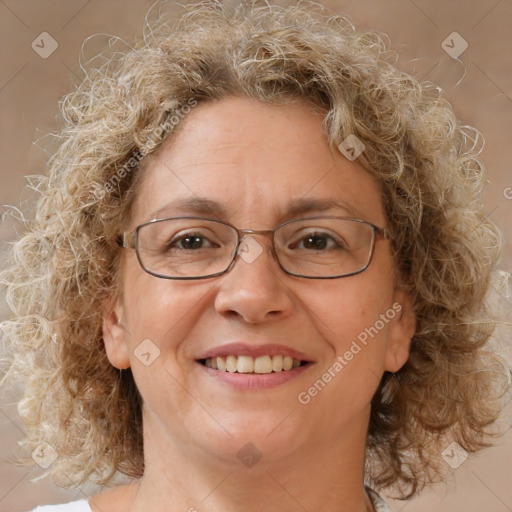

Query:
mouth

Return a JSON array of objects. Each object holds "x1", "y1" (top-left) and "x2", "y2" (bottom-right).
[
  {"x1": 199, "y1": 354, "x2": 309, "y2": 374},
  {"x1": 195, "y1": 343, "x2": 315, "y2": 389}
]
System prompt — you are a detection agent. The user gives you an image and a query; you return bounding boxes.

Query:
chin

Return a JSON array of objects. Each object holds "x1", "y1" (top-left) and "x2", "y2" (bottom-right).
[{"x1": 196, "y1": 411, "x2": 310, "y2": 466}]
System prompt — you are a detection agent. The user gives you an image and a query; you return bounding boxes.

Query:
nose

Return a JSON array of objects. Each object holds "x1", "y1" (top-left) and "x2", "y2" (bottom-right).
[{"x1": 213, "y1": 235, "x2": 295, "y2": 324}]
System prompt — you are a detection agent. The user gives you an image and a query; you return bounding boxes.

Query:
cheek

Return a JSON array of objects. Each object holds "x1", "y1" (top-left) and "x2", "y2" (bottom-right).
[
  {"x1": 307, "y1": 252, "x2": 396, "y2": 381},
  {"x1": 118, "y1": 262, "x2": 206, "y2": 415},
  {"x1": 119, "y1": 254, "x2": 202, "y2": 355},
  {"x1": 296, "y1": 279, "x2": 396, "y2": 437},
  {"x1": 314, "y1": 281, "x2": 393, "y2": 349}
]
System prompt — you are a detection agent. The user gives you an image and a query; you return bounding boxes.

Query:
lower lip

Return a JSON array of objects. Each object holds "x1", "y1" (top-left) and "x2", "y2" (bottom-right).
[{"x1": 197, "y1": 362, "x2": 313, "y2": 390}]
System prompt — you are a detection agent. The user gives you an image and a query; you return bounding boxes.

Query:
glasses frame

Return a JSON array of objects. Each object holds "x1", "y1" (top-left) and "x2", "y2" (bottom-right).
[{"x1": 118, "y1": 215, "x2": 392, "y2": 280}]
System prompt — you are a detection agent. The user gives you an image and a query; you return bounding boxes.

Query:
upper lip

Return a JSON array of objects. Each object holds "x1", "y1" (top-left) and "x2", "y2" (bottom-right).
[{"x1": 196, "y1": 343, "x2": 315, "y2": 362}]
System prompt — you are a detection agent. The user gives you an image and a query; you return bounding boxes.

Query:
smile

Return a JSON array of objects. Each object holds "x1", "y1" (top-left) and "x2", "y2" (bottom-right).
[{"x1": 200, "y1": 354, "x2": 308, "y2": 373}]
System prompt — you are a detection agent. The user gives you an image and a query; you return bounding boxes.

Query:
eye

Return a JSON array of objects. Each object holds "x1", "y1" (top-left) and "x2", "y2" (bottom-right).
[
  {"x1": 168, "y1": 231, "x2": 219, "y2": 251},
  {"x1": 290, "y1": 230, "x2": 348, "y2": 251}
]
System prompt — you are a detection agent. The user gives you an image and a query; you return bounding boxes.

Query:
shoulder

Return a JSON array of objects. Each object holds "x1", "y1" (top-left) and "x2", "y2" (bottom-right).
[{"x1": 29, "y1": 499, "x2": 91, "y2": 512}]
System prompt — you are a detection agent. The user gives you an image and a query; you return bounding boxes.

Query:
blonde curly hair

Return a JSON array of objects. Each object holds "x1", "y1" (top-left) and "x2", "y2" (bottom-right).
[{"x1": 1, "y1": 0, "x2": 510, "y2": 500}]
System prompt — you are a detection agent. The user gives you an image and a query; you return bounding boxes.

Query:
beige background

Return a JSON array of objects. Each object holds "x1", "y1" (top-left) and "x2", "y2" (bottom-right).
[{"x1": 0, "y1": 0, "x2": 511, "y2": 511}]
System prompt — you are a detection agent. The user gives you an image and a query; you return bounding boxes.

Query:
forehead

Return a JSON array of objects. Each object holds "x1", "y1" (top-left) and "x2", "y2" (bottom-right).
[{"x1": 131, "y1": 97, "x2": 385, "y2": 227}]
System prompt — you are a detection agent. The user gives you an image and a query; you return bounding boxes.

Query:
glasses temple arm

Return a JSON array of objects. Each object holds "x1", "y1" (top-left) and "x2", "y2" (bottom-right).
[{"x1": 118, "y1": 231, "x2": 137, "y2": 249}]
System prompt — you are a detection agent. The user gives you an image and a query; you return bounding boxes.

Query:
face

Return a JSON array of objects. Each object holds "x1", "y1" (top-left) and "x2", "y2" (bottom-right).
[{"x1": 103, "y1": 97, "x2": 415, "y2": 468}]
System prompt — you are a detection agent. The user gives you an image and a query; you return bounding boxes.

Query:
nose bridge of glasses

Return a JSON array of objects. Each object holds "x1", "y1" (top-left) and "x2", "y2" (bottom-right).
[
  {"x1": 236, "y1": 227, "x2": 278, "y2": 248},
  {"x1": 237, "y1": 227, "x2": 274, "y2": 237},
  {"x1": 234, "y1": 228, "x2": 276, "y2": 256}
]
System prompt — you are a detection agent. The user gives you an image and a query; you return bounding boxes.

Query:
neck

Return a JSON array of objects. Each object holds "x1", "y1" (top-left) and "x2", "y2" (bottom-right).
[{"x1": 126, "y1": 410, "x2": 374, "y2": 512}]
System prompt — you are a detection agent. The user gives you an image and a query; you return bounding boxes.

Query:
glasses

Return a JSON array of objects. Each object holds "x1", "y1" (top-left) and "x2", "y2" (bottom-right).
[{"x1": 119, "y1": 215, "x2": 391, "y2": 280}]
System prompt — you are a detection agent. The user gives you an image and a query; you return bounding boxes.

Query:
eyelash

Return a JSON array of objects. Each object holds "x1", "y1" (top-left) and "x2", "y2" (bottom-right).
[{"x1": 168, "y1": 231, "x2": 346, "y2": 251}]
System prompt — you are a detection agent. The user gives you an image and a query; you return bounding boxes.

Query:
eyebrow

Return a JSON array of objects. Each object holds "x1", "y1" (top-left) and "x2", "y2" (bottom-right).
[
  {"x1": 148, "y1": 196, "x2": 362, "y2": 222},
  {"x1": 149, "y1": 197, "x2": 228, "y2": 220},
  {"x1": 282, "y1": 197, "x2": 362, "y2": 219}
]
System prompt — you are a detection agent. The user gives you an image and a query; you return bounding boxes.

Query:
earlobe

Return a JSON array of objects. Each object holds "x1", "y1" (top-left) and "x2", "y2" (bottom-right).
[
  {"x1": 102, "y1": 296, "x2": 131, "y2": 370},
  {"x1": 384, "y1": 290, "x2": 416, "y2": 373}
]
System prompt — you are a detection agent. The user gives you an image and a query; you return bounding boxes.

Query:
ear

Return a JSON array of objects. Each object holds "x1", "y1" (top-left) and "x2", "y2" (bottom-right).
[
  {"x1": 384, "y1": 289, "x2": 416, "y2": 373},
  {"x1": 102, "y1": 294, "x2": 131, "y2": 370}
]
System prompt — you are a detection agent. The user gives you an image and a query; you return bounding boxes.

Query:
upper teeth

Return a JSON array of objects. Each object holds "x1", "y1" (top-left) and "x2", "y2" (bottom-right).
[{"x1": 204, "y1": 355, "x2": 302, "y2": 373}]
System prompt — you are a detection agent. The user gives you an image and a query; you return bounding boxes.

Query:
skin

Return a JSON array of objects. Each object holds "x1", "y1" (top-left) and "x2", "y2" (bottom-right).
[{"x1": 94, "y1": 97, "x2": 416, "y2": 512}]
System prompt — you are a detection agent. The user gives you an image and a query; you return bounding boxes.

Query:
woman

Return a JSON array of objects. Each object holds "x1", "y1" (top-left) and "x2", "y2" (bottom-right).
[{"x1": 1, "y1": 1, "x2": 509, "y2": 511}]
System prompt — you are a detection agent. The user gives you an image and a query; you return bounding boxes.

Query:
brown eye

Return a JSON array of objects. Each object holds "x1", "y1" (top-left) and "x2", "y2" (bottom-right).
[
  {"x1": 289, "y1": 231, "x2": 348, "y2": 251},
  {"x1": 168, "y1": 232, "x2": 218, "y2": 251}
]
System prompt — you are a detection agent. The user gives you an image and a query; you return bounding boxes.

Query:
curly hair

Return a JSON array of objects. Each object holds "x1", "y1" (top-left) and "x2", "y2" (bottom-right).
[{"x1": 1, "y1": 0, "x2": 510, "y2": 499}]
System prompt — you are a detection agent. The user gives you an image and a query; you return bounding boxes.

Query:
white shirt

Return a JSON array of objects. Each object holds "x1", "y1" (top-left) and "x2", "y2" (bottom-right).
[
  {"x1": 30, "y1": 500, "x2": 91, "y2": 511},
  {"x1": 30, "y1": 489, "x2": 391, "y2": 511}
]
